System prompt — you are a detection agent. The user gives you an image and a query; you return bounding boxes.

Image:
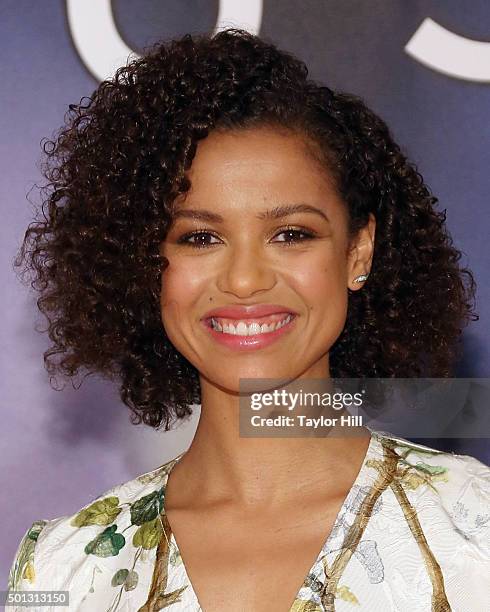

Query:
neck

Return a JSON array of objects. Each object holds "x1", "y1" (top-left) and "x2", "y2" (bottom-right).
[{"x1": 167, "y1": 380, "x2": 372, "y2": 510}]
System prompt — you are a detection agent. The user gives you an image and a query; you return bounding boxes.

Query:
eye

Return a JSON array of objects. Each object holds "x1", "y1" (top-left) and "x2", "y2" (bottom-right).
[
  {"x1": 176, "y1": 226, "x2": 317, "y2": 249},
  {"x1": 176, "y1": 230, "x2": 221, "y2": 249},
  {"x1": 272, "y1": 227, "x2": 317, "y2": 246}
]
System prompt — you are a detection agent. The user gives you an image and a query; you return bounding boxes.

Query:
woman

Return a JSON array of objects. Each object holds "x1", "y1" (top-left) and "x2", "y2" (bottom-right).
[{"x1": 7, "y1": 28, "x2": 489, "y2": 612}]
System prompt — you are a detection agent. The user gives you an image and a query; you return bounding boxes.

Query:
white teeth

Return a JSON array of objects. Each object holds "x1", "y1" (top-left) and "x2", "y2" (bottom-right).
[
  {"x1": 210, "y1": 314, "x2": 293, "y2": 335},
  {"x1": 275, "y1": 316, "x2": 291, "y2": 330},
  {"x1": 236, "y1": 322, "x2": 248, "y2": 335}
]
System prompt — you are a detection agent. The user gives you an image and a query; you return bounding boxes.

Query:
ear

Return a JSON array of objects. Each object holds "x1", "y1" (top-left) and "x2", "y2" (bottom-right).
[{"x1": 347, "y1": 213, "x2": 376, "y2": 291}]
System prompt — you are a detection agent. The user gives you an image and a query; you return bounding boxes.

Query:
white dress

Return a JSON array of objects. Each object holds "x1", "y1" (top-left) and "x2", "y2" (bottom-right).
[{"x1": 6, "y1": 429, "x2": 490, "y2": 611}]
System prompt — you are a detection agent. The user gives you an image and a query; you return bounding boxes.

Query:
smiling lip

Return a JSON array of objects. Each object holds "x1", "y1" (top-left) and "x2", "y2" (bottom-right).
[
  {"x1": 202, "y1": 303, "x2": 298, "y2": 320},
  {"x1": 201, "y1": 310, "x2": 298, "y2": 351}
]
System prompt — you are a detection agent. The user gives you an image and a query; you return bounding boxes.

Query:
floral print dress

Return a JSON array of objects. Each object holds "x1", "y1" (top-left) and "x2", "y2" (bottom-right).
[{"x1": 6, "y1": 429, "x2": 490, "y2": 611}]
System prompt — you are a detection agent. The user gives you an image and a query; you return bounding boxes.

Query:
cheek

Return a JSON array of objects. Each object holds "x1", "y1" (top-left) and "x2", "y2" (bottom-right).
[
  {"x1": 159, "y1": 258, "x2": 207, "y2": 328},
  {"x1": 161, "y1": 256, "x2": 203, "y2": 301},
  {"x1": 159, "y1": 265, "x2": 191, "y2": 354},
  {"x1": 289, "y1": 250, "x2": 347, "y2": 304},
  {"x1": 288, "y1": 251, "x2": 349, "y2": 341}
]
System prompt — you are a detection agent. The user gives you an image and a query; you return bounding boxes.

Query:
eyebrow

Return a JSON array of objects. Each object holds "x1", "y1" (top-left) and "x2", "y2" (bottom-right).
[{"x1": 172, "y1": 203, "x2": 329, "y2": 223}]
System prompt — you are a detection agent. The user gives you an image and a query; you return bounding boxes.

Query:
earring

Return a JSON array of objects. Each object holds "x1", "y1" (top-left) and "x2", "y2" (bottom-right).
[{"x1": 353, "y1": 273, "x2": 369, "y2": 283}]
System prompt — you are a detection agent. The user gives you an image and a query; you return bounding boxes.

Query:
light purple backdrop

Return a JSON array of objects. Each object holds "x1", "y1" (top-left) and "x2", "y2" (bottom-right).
[{"x1": 2, "y1": 0, "x2": 489, "y2": 586}]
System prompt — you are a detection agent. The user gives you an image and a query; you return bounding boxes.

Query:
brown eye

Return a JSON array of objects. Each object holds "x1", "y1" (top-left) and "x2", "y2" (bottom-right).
[
  {"x1": 272, "y1": 228, "x2": 316, "y2": 245},
  {"x1": 177, "y1": 230, "x2": 221, "y2": 249}
]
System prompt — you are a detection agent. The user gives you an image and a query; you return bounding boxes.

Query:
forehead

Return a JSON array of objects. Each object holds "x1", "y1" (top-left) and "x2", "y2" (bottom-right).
[{"x1": 176, "y1": 127, "x2": 338, "y2": 210}]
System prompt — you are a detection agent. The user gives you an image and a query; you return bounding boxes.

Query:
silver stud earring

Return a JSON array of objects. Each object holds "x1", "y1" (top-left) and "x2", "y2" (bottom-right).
[{"x1": 353, "y1": 273, "x2": 369, "y2": 283}]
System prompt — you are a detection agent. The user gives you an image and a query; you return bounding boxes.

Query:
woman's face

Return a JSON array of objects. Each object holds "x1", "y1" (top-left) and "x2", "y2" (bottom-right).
[{"x1": 160, "y1": 126, "x2": 374, "y2": 392}]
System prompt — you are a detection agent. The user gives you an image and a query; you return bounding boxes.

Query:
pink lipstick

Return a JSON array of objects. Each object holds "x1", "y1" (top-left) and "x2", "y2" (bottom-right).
[{"x1": 200, "y1": 304, "x2": 298, "y2": 351}]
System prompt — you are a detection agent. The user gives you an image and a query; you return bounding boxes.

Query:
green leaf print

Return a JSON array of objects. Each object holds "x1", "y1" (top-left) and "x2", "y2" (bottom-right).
[
  {"x1": 27, "y1": 522, "x2": 45, "y2": 542},
  {"x1": 337, "y1": 585, "x2": 360, "y2": 605},
  {"x1": 7, "y1": 520, "x2": 48, "y2": 590},
  {"x1": 111, "y1": 569, "x2": 129, "y2": 586},
  {"x1": 71, "y1": 496, "x2": 122, "y2": 527},
  {"x1": 398, "y1": 460, "x2": 449, "y2": 490},
  {"x1": 124, "y1": 569, "x2": 138, "y2": 591},
  {"x1": 111, "y1": 568, "x2": 139, "y2": 591},
  {"x1": 414, "y1": 462, "x2": 448, "y2": 476},
  {"x1": 132, "y1": 517, "x2": 163, "y2": 549},
  {"x1": 130, "y1": 488, "x2": 164, "y2": 525},
  {"x1": 85, "y1": 525, "x2": 126, "y2": 557}
]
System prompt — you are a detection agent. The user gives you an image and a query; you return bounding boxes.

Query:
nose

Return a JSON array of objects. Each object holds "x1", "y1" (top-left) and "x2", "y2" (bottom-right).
[{"x1": 216, "y1": 245, "x2": 277, "y2": 298}]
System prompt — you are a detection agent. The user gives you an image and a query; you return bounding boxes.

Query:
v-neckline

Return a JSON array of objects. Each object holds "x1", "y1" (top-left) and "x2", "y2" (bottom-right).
[{"x1": 159, "y1": 428, "x2": 378, "y2": 611}]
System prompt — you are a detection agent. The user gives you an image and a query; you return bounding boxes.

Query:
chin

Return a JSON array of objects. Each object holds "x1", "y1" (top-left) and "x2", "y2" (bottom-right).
[{"x1": 209, "y1": 366, "x2": 300, "y2": 393}]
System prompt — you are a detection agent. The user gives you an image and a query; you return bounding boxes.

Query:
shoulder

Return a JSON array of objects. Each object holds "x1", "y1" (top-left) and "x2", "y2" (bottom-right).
[
  {"x1": 7, "y1": 520, "x2": 50, "y2": 593},
  {"x1": 370, "y1": 430, "x2": 489, "y2": 492},
  {"x1": 363, "y1": 432, "x2": 490, "y2": 608},
  {"x1": 371, "y1": 430, "x2": 489, "y2": 479},
  {"x1": 7, "y1": 453, "x2": 184, "y2": 599},
  {"x1": 370, "y1": 430, "x2": 490, "y2": 542}
]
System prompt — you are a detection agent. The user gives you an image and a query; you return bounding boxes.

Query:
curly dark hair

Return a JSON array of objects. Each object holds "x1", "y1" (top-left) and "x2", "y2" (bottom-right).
[{"x1": 14, "y1": 28, "x2": 477, "y2": 430}]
